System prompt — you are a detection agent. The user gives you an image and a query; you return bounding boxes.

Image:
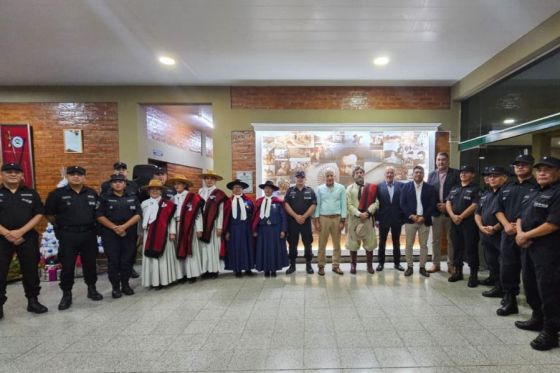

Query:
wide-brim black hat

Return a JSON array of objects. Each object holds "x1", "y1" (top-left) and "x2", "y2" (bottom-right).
[
  {"x1": 227, "y1": 179, "x2": 249, "y2": 190},
  {"x1": 258, "y1": 180, "x2": 279, "y2": 191}
]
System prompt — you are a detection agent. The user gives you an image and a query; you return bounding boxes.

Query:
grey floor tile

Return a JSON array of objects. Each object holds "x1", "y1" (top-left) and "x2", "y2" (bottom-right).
[
  {"x1": 265, "y1": 348, "x2": 305, "y2": 369},
  {"x1": 304, "y1": 348, "x2": 341, "y2": 369},
  {"x1": 339, "y1": 347, "x2": 380, "y2": 369},
  {"x1": 227, "y1": 348, "x2": 269, "y2": 370},
  {"x1": 442, "y1": 345, "x2": 491, "y2": 366},
  {"x1": 373, "y1": 347, "x2": 417, "y2": 368}
]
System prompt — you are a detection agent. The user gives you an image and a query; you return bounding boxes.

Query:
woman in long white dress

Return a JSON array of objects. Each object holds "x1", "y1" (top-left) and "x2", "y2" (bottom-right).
[
  {"x1": 140, "y1": 179, "x2": 179, "y2": 288},
  {"x1": 168, "y1": 175, "x2": 204, "y2": 282}
]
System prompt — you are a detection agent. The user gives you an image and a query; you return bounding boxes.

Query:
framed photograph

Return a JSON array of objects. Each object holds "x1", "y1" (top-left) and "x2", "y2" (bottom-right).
[{"x1": 64, "y1": 129, "x2": 83, "y2": 153}]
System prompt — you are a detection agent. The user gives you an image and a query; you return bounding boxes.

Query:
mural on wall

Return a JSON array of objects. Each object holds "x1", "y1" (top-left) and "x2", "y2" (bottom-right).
[
  {"x1": 0, "y1": 124, "x2": 34, "y2": 187},
  {"x1": 259, "y1": 130, "x2": 434, "y2": 198}
]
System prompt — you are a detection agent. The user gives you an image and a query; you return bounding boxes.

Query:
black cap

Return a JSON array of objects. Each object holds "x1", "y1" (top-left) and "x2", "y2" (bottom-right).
[
  {"x1": 258, "y1": 180, "x2": 279, "y2": 191},
  {"x1": 226, "y1": 179, "x2": 249, "y2": 190},
  {"x1": 1, "y1": 163, "x2": 23, "y2": 172},
  {"x1": 512, "y1": 154, "x2": 534, "y2": 166},
  {"x1": 66, "y1": 165, "x2": 86, "y2": 175},
  {"x1": 481, "y1": 166, "x2": 490, "y2": 176},
  {"x1": 460, "y1": 165, "x2": 475, "y2": 173},
  {"x1": 295, "y1": 170, "x2": 305, "y2": 178},
  {"x1": 109, "y1": 174, "x2": 126, "y2": 182},
  {"x1": 113, "y1": 162, "x2": 127, "y2": 170},
  {"x1": 153, "y1": 166, "x2": 165, "y2": 175},
  {"x1": 534, "y1": 156, "x2": 560, "y2": 169},
  {"x1": 486, "y1": 165, "x2": 508, "y2": 175}
]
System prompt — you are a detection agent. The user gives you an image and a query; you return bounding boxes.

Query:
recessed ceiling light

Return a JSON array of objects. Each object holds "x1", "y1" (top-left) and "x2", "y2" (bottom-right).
[
  {"x1": 503, "y1": 118, "x2": 515, "y2": 124},
  {"x1": 373, "y1": 56, "x2": 390, "y2": 66},
  {"x1": 158, "y1": 56, "x2": 176, "y2": 66}
]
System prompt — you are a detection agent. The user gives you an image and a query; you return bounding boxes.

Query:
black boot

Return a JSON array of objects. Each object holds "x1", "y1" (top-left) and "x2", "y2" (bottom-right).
[
  {"x1": 530, "y1": 330, "x2": 559, "y2": 351},
  {"x1": 479, "y1": 276, "x2": 496, "y2": 286},
  {"x1": 87, "y1": 285, "x2": 103, "y2": 301},
  {"x1": 0, "y1": 304, "x2": 3, "y2": 319},
  {"x1": 305, "y1": 260, "x2": 314, "y2": 274},
  {"x1": 286, "y1": 260, "x2": 296, "y2": 275},
  {"x1": 112, "y1": 286, "x2": 122, "y2": 299},
  {"x1": 482, "y1": 286, "x2": 504, "y2": 298},
  {"x1": 467, "y1": 268, "x2": 478, "y2": 288},
  {"x1": 130, "y1": 268, "x2": 140, "y2": 279},
  {"x1": 245, "y1": 270, "x2": 255, "y2": 277},
  {"x1": 350, "y1": 251, "x2": 357, "y2": 274},
  {"x1": 496, "y1": 293, "x2": 518, "y2": 316},
  {"x1": 448, "y1": 267, "x2": 463, "y2": 282},
  {"x1": 27, "y1": 297, "x2": 48, "y2": 314},
  {"x1": 121, "y1": 283, "x2": 134, "y2": 296},
  {"x1": 58, "y1": 290, "x2": 72, "y2": 311}
]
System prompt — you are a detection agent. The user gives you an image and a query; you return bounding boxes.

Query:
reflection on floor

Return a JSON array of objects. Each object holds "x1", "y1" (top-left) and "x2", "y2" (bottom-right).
[{"x1": 2, "y1": 263, "x2": 559, "y2": 373}]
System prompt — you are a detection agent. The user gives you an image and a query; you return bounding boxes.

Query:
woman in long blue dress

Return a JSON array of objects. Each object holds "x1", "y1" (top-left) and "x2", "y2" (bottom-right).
[
  {"x1": 223, "y1": 179, "x2": 255, "y2": 277},
  {"x1": 252, "y1": 180, "x2": 289, "y2": 277}
]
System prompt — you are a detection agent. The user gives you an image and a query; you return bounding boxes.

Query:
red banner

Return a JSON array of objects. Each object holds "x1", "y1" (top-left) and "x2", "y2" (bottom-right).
[{"x1": 0, "y1": 124, "x2": 34, "y2": 188}]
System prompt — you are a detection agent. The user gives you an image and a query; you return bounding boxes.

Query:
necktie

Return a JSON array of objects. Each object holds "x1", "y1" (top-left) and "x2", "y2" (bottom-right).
[
  {"x1": 358, "y1": 185, "x2": 363, "y2": 200},
  {"x1": 264, "y1": 199, "x2": 269, "y2": 217},
  {"x1": 236, "y1": 197, "x2": 242, "y2": 215}
]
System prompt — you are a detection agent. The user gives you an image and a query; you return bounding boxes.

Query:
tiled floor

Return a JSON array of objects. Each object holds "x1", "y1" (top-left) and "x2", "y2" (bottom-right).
[{"x1": 2, "y1": 263, "x2": 560, "y2": 373}]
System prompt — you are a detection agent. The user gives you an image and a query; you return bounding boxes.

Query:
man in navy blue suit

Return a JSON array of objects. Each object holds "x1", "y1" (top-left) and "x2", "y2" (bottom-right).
[
  {"x1": 376, "y1": 166, "x2": 405, "y2": 271},
  {"x1": 400, "y1": 166, "x2": 437, "y2": 277}
]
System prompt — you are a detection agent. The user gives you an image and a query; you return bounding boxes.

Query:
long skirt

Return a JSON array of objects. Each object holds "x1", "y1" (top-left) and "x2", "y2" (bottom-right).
[
  {"x1": 225, "y1": 219, "x2": 254, "y2": 272},
  {"x1": 142, "y1": 233, "x2": 181, "y2": 287},
  {"x1": 255, "y1": 223, "x2": 289, "y2": 272},
  {"x1": 200, "y1": 227, "x2": 224, "y2": 273}
]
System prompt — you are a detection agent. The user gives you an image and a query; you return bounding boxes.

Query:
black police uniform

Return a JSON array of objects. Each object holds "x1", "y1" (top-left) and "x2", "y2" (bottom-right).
[
  {"x1": 45, "y1": 184, "x2": 100, "y2": 291},
  {"x1": 519, "y1": 180, "x2": 560, "y2": 347},
  {"x1": 448, "y1": 181, "x2": 481, "y2": 279},
  {"x1": 284, "y1": 185, "x2": 317, "y2": 262},
  {"x1": 476, "y1": 186, "x2": 502, "y2": 287},
  {"x1": 96, "y1": 191, "x2": 141, "y2": 291},
  {"x1": 492, "y1": 177, "x2": 538, "y2": 296},
  {"x1": 0, "y1": 185, "x2": 43, "y2": 306}
]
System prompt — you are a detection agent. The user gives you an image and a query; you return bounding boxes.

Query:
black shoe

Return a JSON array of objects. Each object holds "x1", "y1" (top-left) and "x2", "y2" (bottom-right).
[
  {"x1": 112, "y1": 289, "x2": 122, "y2": 299},
  {"x1": 394, "y1": 264, "x2": 405, "y2": 271},
  {"x1": 0, "y1": 305, "x2": 3, "y2": 320},
  {"x1": 58, "y1": 291, "x2": 72, "y2": 311},
  {"x1": 264, "y1": 271, "x2": 270, "y2": 277},
  {"x1": 130, "y1": 268, "x2": 140, "y2": 279},
  {"x1": 286, "y1": 262, "x2": 296, "y2": 275},
  {"x1": 235, "y1": 272, "x2": 243, "y2": 278},
  {"x1": 479, "y1": 276, "x2": 496, "y2": 286},
  {"x1": 419, "y1": 267, "x2": 430, "y2": 277},
  {"x1": 210, "y1": 272, "x2": 219, "y2": 279},
  {"x1": 305, "y1": 262, "x2": 314, "y2": 274},
  {"x1": 245, "y1": 270, "x2": 255, "y2": 277},
  {"x1": 515, "y1": 318, "x2": 544, "y2": 332},
  {"x1": 27, "y1": 297, "x2": 48, "y2": 314},
  {"x1": 87, "y1": 285, "x2": 103, "y2": 301},
  {"x1": 404, "y1": 267, "x2": 413, "y2": 276},
  {"x1": 271, "y1": 271, "x2": 277, "y2": 277},
  {"x1": 496, "y1": 294, "x2": 518, "y2": 316},
  {"x1": 448, "y1": 271, "x2": 464, "y2": 282},
  {"x1": 467, "y1": 276, "x2": 479, "y2": 288},
  {"x1": 376, "y1": 264, "x2": 384, "y2": 271},
  {"x1": 482, "y1": 286, "x2": 504, "y2": 298},
  {"x1": 188, "y1": 277, "x2": 197, "y2": 283},
  {"x1": 530, "y1": 330, "x2": 559, "y2": 351},
  {"x1": 121, "y1": 284, "x2": 134, "y2": 296}
]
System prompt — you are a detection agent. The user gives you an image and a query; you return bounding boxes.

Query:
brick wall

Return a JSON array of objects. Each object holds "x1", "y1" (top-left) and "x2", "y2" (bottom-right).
[
  {"x1": 146, "y1": 106, "x2": 202, "y2": 154},
  {"x1": 0, "y1": 102, "x2": 119, "y2": 200},
  {"x1": 231, "y1": 86, "x2": 450, "y2": 110},
  {"x1": 166, "y1": 162, "x2": 203, "y2": 193},
  {"x1": 231, "y1": 130, "x2": 256, "y2": 198}
]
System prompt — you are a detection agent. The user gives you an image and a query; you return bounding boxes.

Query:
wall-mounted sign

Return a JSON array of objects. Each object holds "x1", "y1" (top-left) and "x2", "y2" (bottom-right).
[
  {"x1": 63, "y1": 129, "x2": 83, "y2": 153},
  {"x1": 0, "y1": 124, "x2": 35, "y2": 187},
  {"x1": 235, "y1": 171, "x2": 253, "y2": 193}
]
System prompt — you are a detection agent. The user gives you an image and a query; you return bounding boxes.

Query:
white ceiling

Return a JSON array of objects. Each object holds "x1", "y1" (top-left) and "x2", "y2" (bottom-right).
[{"x1": 1, "y1": 0, "x2": 559, "y2": 86}]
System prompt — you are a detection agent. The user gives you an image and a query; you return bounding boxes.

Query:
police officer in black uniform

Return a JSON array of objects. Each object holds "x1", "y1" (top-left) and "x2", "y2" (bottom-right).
[
  {"x1": 96, "y1": 174, "x2": 141, "y2": 298},
  {"x1": 283, "y1": 171, "x2": 317, "y2": 274},
  {"x1": 474, "y1": 166, "x2": 508, "y2": 298},
  {"x1": 0, "y1": 163, "x2": 48, "y2": 319},
  {"x1": 493, "y1": 154, "x2": 538, "y2": 316},
  {"x1": 100, "y1": 162, "x2": 139, "y2": 197},
  {"x1": 45, "y1": 166, "x2": 103, "y2": 310},
  {"x1": 515, "y1": 156, "x2": 560, "y2": 351},
  {"x1": 446, "y1": 165, "x2": 481, "y2": 286}
]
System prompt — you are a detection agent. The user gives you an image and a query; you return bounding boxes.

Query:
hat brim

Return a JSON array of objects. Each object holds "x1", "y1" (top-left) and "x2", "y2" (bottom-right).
[
  {"x1": 140, "y1": 184, "x2": 166, "y2": 191},
  {"x1": 512, "y1": 160, "x2": 533, "y2": 166},
  {"x1": 199, "y1": 173, "x2": 223, "y2": 181},
  {"x1": 227, "y1": 181, "x2": 249, "y2": 190},
  {"x1": 109, "y1": 178, "x2": 126, "y2": 183},
  {"x1": 259, "y1": 183, "x2": 279, "y2": 191},
  {"x1": 534, "y1": 161, "x2": 560, "y2": 169},
  {"x1": 2, "y1": 167, "x2": 23, "y2": 172},
  {"x1": 166, "y1": 178, "x2": 193, "y2": 188}
]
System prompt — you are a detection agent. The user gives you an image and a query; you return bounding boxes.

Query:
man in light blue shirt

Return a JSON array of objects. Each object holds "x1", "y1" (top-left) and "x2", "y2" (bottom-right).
[{"x1": 314, "y1": 168, "x2": 347, "y2": 275}]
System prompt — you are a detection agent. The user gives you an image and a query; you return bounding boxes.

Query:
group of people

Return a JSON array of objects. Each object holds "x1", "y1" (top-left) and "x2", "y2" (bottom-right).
[{"x1": 0, "y1": 152, "x2": 559, "y2": 351}]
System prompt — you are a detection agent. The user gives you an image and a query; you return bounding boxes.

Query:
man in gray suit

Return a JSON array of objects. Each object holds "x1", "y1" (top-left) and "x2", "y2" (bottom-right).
[{"x1": 427, "y1": 152, "x2": 460, "y2": 273}]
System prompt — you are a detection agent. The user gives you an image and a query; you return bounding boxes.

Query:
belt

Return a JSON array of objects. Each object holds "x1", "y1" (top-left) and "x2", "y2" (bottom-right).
[
  {"x1": 321, "y1": 214, "x2": 340, "y2": 218},
  {"x1": 58, "y1": 224, "x2": 96, "y2": 233}
]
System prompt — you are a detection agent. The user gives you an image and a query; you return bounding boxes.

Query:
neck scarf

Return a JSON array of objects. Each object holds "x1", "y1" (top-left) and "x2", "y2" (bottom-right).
[
  {"x1": 143, "y1": 196, "x2": 161, "y2": 229},
  {"x1": 232, "y1": 195, "x2": 247, "y2": 220},
  {"x1": 199, "y1": 185, "x2": 216, "y2": 201},
  {"x1": 259, "y1": 196, "x2": 272, "y2": 219}
]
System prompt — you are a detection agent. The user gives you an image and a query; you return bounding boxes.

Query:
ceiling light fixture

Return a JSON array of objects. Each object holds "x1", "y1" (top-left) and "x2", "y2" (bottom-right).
[
  {"x1": 158, "y1": 56, "x2": 176, "y2": 66},
  {"x1": 373, "y1": 56, "x2": 390, "y2": 66},
  {"x1": 503, "y1": 118, "x2": 515, "y2": 124}
]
